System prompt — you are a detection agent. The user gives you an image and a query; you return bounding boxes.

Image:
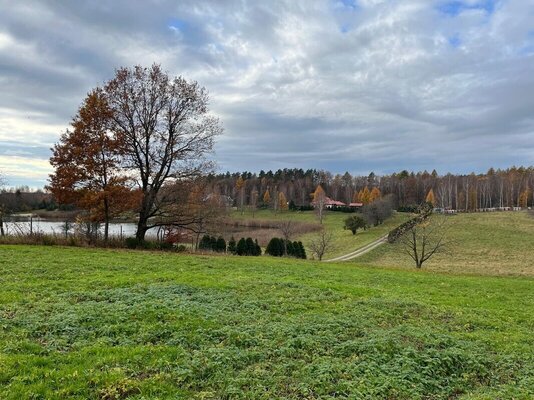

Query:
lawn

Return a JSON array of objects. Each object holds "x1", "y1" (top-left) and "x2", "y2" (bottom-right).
[
  {"x1": 357, "y1": 211, "x2": 534, "y2": 276},
  {"x1": 0, "y1": 245, "x2": 533, "y2": 399},
  {"x1": 228, "y1": 209, "x2": 412, "y2": 259}
]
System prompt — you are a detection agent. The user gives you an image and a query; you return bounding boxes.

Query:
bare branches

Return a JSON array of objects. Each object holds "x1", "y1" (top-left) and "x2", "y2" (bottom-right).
[
  {"x1": 398, "y1": 215, "x2": 451, "y2": 268},
  {"x1": 102, "y1": 64, "x2": 222, "y2": 240},
  {"x1": 309, "y1": 230, "x2": 334, "y2": 261}
]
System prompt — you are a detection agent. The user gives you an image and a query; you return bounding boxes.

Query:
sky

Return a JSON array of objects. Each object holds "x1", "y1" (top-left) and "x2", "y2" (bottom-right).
[{"x1": 1, "y1": 0, "x2": 534, "y2": 188}]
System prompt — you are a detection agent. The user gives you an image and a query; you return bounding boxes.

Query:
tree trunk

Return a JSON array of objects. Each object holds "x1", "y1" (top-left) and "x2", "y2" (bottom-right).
[
  {"x1": 104, "y1": 198, "x2": 110, "y2": 242},
  {"x1": 136, "y1": 217, "x2": 149, "y2": 241},
  {"x1": 0, "y1": 215, "x2": 4, "y2": 236}
]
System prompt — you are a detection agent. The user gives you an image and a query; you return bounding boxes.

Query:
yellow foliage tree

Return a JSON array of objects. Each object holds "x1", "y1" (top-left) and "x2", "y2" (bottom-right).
[
  {"x1": 369, "y1": 187, "x2": 381, "y2": 203},
  {"x1": 236, "y1": 176, "x2": 246, "y2": 214},
  {"x1": 519, "y1": 189, "x2": 530, "y2": 208},
  {"x1": 263, "y1": 189, "x2": 271, "y2": 205},
  {"x1": 360, "y1": 186, "x2": 371, "y2": 205},
  {"x1": 425, "y1": 188, "x2": 436, "y2": 206},
  {"x1": 278, "y1": 192, "x2": 288, "y2": 211}
]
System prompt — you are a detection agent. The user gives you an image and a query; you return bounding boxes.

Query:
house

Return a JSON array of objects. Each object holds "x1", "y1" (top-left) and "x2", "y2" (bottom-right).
[{"x1": 324, "y1": 197, "x2": 346, "y2": 209}]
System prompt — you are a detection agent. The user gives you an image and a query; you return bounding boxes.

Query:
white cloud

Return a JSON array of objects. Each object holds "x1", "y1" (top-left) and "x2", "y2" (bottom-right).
[{"x1": 0, "y1": 0, "x2": 533, "y2": 186}]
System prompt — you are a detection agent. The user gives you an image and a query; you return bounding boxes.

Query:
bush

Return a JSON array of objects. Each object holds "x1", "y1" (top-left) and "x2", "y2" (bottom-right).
[
  {"x1": 362, "y1": 195, "x2": 394, "y2": 226},
  {"x1": 266, "y1": 237, "x2": 306, "y2": 259},
  {"x1": 227, "y1": 237, "x2": 237, "y2": 254},
  {"x1": 216, "y1": 236, "x2": 226, "y2": 252},
  {"x1": 266, "y1": 237, "x2": 284, "y2": 257},
  {"x1": 344, "y1": 215, "x2": 368, "y2": 235},
  {"x1": 125, "y1": 237, "x2": 141, "y2": 249}
]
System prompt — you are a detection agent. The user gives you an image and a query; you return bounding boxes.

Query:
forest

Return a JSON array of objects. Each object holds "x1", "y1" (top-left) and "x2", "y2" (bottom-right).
[{"x1": 205, "y1": 166, "x2": 534, "y2": 210}]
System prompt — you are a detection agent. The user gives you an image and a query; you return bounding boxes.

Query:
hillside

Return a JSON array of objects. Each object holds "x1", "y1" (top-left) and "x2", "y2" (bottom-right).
[
  {"x1": 0, "y1": 245, "x2": 532, "y2": 399},
  {"x1": 357, "y1": 211, "x2": 534, "y2": 276}
]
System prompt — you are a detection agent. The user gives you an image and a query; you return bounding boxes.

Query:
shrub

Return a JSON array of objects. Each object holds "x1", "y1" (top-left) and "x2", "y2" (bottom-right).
[
  {"x1": 344, "y1": 215, "x2": 368, "y2": 235},
  {"x1": 227, "y1": 237, "x2": 237, "y2": 254},
  {"x1": 236, "y1": 238, "x2": 247, "y2": 256},
  {"x1": 216, "y1": 236, "x2": 226, "y2": 253},
  {"x1": 125, "y1": 237, "x2": 140, "y2": 249}
]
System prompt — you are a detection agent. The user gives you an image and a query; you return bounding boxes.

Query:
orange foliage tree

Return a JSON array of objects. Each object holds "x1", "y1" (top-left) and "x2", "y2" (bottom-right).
[{"x1": 48, "y1": 90, "x2": 136, "y2": 240}]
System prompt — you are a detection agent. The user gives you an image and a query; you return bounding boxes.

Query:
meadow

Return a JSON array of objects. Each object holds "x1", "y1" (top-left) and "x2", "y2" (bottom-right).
[
  {"x1": 358, "y1": 211, "x2": 534, "y2": 276},
  {"x1": 0, "y1": 245, "x2": 532, "y2": 399},
  {"x1": 227, "y1": 209, "x2": 411, "y2": 259}
]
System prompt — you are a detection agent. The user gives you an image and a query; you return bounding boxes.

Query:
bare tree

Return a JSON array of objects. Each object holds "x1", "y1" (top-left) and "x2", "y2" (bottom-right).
[
  {"x1": 312, "y1": 185, "x2": 327, "y2": 224},
  {"x1": 103, "y1": 64, "x2": 223, "y2": 240},
  {"x1": 279, "y1": 220, "x2": 295, "y2": 254},
  {"x1": 398, "y1": 215, "x2": 450, "y2": 268},
  {"x1": 309, "y1": 230, "x2": 334, "y2": 261}
]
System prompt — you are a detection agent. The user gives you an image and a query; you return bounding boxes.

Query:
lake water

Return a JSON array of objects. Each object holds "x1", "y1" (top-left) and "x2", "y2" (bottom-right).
[{"x1": 2, "y1": 215, "x2": 159, "y2": 238}]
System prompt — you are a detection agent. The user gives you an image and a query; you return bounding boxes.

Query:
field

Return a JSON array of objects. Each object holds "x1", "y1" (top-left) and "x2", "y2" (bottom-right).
[
  {"x1": 227, "y1": 209, "x2": 411, "y2": 259},
  {"x1": 0, "y1": 245, "x2": 533, "y2": 399},
  {"x1": 358, "y1": 211, "x2": 534, "y2": 276}
]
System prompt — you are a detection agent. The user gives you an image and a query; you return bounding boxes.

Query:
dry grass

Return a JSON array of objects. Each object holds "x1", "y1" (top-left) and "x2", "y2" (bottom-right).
[{"x1": 357, "y1": 211, "x2": 534, "y2": 276}]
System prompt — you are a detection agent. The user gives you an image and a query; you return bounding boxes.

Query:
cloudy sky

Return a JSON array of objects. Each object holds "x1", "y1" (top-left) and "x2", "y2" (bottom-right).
[{"x1": 1, "y1": 0, "x2": 534, "y2": 187}]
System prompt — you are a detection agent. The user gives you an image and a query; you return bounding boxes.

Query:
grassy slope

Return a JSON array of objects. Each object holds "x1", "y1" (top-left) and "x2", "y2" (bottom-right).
[
  {"x1": 1, "y1": 245, "x2": 533, "y2": 399},
  {"x1": 229, "y1": 210, "x2": 411, "y2": 259},
  {"x1": 358, "y1": 211, "x2": 534, "y2": 276}
]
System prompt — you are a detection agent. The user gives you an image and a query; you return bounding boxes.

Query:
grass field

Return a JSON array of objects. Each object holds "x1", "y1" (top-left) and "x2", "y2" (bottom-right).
[
  {"x1": 0, "y1": 245, "x2": 533, "y2": 399},
  {"x1": 358, "y1": 211, "x2": 534, "y2": 276},
  {"x1": 228, "y1": 209, "x2": 411, "y2": 259}
]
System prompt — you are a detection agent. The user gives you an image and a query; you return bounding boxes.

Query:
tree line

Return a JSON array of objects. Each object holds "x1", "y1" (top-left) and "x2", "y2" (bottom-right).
[{"x1": 205, "y1": 167, "x2": 534, "y2": 211}]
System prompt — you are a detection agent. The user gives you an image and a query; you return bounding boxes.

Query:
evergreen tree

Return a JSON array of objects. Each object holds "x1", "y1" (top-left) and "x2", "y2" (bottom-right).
[
  {"x1": 216, "y1": 236, "x2": 226, "y2": 252},
  {"x1": 254, "y1": 239, "x2": 262, "y2": 256},
  {"x1": 297, "y1": 241, "x2": 307, "y2": 259},
  {"x1": 245, "y1": 237, "x2": 255, "y2": 255},
  {"x1": 227, "y1": 236, "x2": 237, "y2": 254},
  {"x1": 236, "y1": 238, "x2": 247, "y2": 255}
]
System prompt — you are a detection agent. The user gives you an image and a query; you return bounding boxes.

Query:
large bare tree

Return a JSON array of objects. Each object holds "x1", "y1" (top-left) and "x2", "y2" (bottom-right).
[
  {"x1": 103, "y1": 64, "x2": 222, "y2": 240},
  {"x1": 399, "y1": 215, "x2": 450, "y2": 268}
]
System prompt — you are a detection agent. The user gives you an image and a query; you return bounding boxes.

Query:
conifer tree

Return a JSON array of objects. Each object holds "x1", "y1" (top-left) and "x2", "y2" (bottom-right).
[
  {"x1": 425, "y1": 188, "x2": 437, "y2": 206},
  {"x1": 369, "y1": 187, "x2": 382, "y2": 203},
  {"x1": 278, "y1": 192, "x2": 288, "y2": 211}
]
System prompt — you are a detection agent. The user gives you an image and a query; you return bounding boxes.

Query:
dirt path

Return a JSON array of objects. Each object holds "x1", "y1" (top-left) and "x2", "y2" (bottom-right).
[{"x1": 324, "y1": 235, "x2": 388, "y2": 262}]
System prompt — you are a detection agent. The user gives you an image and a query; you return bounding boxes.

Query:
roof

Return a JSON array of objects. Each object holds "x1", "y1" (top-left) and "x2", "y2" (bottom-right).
[{"x1": 349, "y1": 202, "x2": 363, "y2": 207}]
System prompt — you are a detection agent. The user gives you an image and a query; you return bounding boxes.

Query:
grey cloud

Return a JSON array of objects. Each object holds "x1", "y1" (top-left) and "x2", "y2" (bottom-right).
[{"x1": 1, "y1": 0, "x2": 534, "y2": 187}]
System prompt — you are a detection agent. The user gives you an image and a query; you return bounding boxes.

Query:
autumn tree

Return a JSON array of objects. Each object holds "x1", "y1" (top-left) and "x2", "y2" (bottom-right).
[
  {"x1": 425, "y1": 188, "x2": 436, "y2": 207},
  {"x1": 519, "y1": 189, "x2": 530, "y2": 208},
  {"x1": 360, "y1": 186, "x2": 371, "y2": 205},
  {"x1": 262, "y1": 189, "x2": 271, "y2": 208},
  {"x1": 278, "y1": 192, "x2": 288, "y2": 211},
  {"x1": 312, "y1": 185, "x2": 327, "y2": 224},
  {"x1": 369, "y1": 187, "x2": 382, "y2": 203},
  {"x1": 103, "y1": 64, "x2": 222, "y2": 240},
  {"x1": 48, "y1": 89, "x2": 134, "y2": 241}
]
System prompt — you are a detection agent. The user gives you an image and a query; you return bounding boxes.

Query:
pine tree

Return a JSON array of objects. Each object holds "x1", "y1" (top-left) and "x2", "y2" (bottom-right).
[
  {"x1": 245, "y1": 237, "x2": 255, "y2": 255},
  {"x1": 236, "y1": 238, "x2": 247, "y2": 256},
  {"x1": 254, "y1": 239, "x2": 262, "y2": 256},
  {"x1": 227, "y1": 236, "x2": 237, "y2": 254},
  {"x1": 216, "y1": 236, "x2": 226, "y2": 252}
]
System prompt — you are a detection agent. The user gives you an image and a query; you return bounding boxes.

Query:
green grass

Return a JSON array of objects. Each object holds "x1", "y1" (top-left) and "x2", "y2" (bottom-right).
[
  {"x1": 229, "y1": 209, "x2": 412, "y2": 259},
  {"x1": 0, "y1": 245, "x2": 533, "y2": 399},
  {"x1": 358, "y1": 211, "x2": 534, "y2": 276}
]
